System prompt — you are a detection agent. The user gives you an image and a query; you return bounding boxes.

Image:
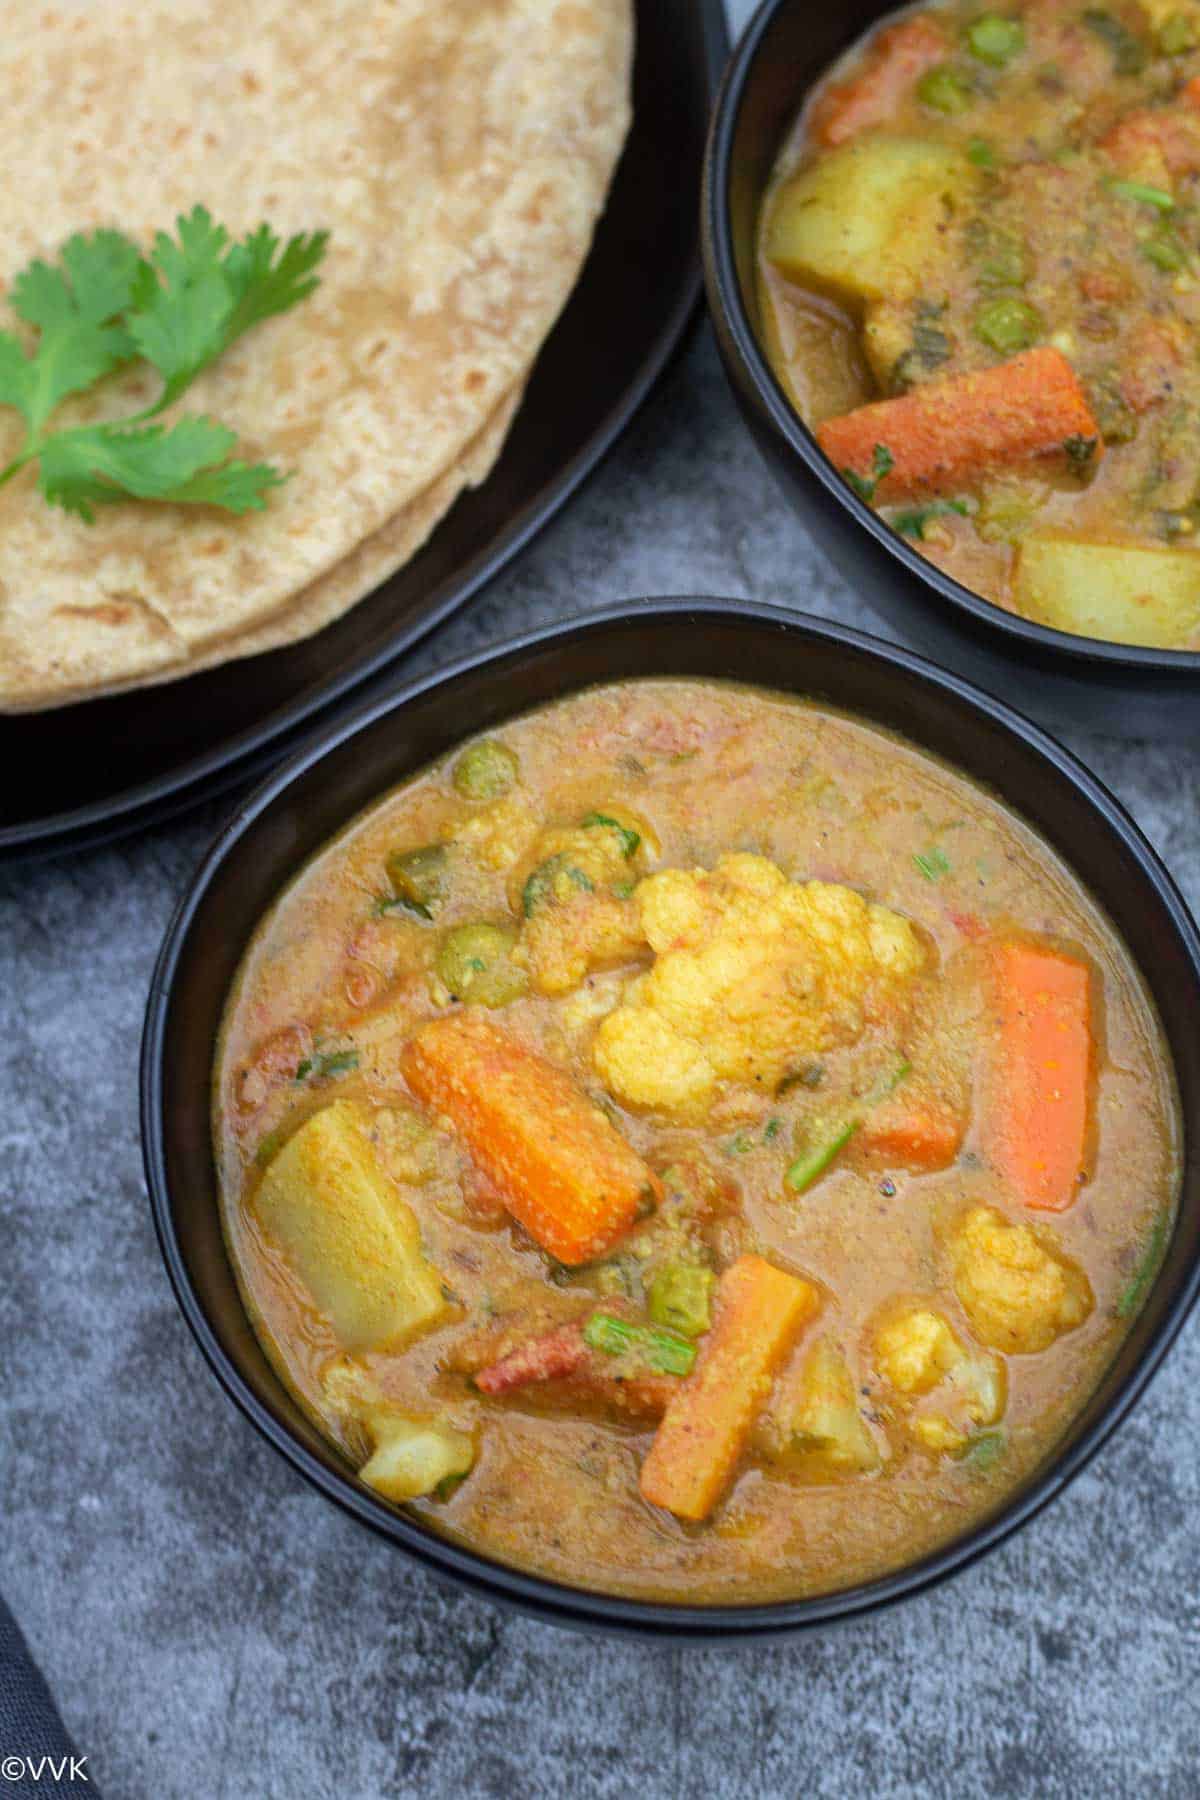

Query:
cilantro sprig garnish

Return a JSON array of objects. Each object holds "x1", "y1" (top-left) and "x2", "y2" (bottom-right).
[{"x1": 0, "y1": 207, "x2": 327, "y2": 521}]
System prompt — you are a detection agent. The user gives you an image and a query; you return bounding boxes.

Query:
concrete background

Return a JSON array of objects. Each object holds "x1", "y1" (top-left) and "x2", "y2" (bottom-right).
[{"x1": 4, "y1": 2, "x2": 1200, "y2": 1792}]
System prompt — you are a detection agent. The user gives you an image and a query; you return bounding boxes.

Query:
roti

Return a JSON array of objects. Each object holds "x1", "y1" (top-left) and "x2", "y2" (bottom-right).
[
  {"x1": 144, "y1": 388, "x2": 523, "y2": 695},
  {"x1": 0, "y1": 0, "x2": 632, "y2": 710}
]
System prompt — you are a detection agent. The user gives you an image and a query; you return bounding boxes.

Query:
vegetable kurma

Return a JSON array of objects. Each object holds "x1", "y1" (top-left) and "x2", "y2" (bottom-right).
[
  {"x1": 215, "y1": 680, "x2": 1178, "y2": 1603},
  {"x1": 758, "y1": 0, "x2": 1200, "y2": 648}
]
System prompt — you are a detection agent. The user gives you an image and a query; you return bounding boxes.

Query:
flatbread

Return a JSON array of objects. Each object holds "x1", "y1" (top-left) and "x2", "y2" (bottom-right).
[
  {"x1": 0, "y1": 0, "x2": 632, "y2": 709},
  {"x1": 140, "y1": 387, "x2": 522, "y2": 697}
]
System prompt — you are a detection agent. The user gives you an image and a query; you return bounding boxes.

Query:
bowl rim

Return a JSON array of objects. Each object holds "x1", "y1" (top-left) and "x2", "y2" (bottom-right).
[
  {"x1": 702, "y1": 0, "x2": 1200, "y2": 675},
  {"x1": 141, "y1": 596, "x2": 1200, "y2": 1639}
]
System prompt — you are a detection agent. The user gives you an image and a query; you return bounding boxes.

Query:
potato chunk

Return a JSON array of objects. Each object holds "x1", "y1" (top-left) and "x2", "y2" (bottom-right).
[
  {"x1": 1015, "y1": 537, "x2": 1200, "y2": 649},
  {"x1": 766, "y1": 138, "x2": 975, "y2": 306},
  {"x1": 255, "y1": 1101, "x2": 450, "y2": 1351},
  {"x1": 763, "y1": 1336, "x2": 882, "y2": 1476},
  {"x1": 358, "y1": 1411, "x2": 475, "y2": 1503},
  {"x1": 945, "y1": 1205, "x2": 1093, "y2": 1354}
]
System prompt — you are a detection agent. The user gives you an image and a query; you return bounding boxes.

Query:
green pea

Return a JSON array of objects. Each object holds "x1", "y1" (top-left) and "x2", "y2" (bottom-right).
[
  {"x1": 435, "y1": 923, "x2": 528, "y2": 1007},
  {"x1": 1159, "y1": 10, "x2": 1197, "y2": 52},
  {"x1": 978, "y1": 230, "x2": 1028, "y2": 289},
  {"x1": 648, "y1": 1264, "x2": 715, "y2": 1338},
  {"x1": 385, "y1": 844, "x2": 448, "y2": 918},
  {"x1": 974, "y1": 296, "x2": 1042, "y2": 352},
  {"x1": 965, "y1": 14, "x2": 1025, "y2": 65},
  {"x1": 916, "y1": 63, "x2": 976, "y2": 112},
  {"x1": 452, "y1": 739, "x2": 520, "y2": 801}
]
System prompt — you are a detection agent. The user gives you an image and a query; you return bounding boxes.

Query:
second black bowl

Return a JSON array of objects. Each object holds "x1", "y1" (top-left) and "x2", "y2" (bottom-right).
[
  {"x1": 703, "y1": 0, "x2": 1200, "y2": 739},
  {"x1": 141, "y1": 599, "x2": 1200, "y2": 1639}
]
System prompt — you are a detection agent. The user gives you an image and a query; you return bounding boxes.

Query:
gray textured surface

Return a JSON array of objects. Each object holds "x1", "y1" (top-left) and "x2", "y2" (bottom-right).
[{"x1": 5, "y1": 5, "x2": 1200, "y2": 1791}]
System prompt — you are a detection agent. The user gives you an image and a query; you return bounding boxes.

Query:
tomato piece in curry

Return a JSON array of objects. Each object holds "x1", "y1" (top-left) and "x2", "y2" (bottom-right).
[
  {"x1": 757, "y1": 0, "x2": 1200, "y2": 649},
  {"x1": 215, "y1": 680, "x2": 1178, "y2": 1605}
]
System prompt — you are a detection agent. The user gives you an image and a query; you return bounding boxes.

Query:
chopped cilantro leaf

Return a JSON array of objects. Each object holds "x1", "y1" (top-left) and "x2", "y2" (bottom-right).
[
  {"x1": 890, "y1": 499, "x2": 970, "y2": 540},
  {"x1": 913, "y1": 845, "x2": 952, "y2": 881},
  {"x1": 845, "y1": 442, "x2": 895, "y2": 503}
]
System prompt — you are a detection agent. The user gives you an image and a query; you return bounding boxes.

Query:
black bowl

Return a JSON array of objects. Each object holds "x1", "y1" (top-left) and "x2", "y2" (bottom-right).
[
  {"x1": 142, "y1": 600, "x2": 1200, "y2": 1639},
  {"x1": 702, "y1": 0, "x2": 1200, "y2": 740}
]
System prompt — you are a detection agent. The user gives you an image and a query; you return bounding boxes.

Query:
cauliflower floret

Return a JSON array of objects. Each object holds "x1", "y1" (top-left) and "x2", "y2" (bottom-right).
[
  {"x1": 874, "y1": 1303, "x2": 1006, "y2": 1455},
  {"x1": 514, "y1": 810, "x2": 654, "y2": 996},
  {"x1": 875, "y1": 1307, "x2": 964, "y2": 1395},
  {"x1": 946, "y1": 1205, "x2": 1094, "y2": 1354},
  {"x1": 592, "y1": 854, "x2": 925, "y2": 1117},
  {"x1": 555, "y1": 972, "x2": 629, "y2": 1037},
  {"x1": 590, "y1": 1005, "x2": 713, "y2": 1113}
]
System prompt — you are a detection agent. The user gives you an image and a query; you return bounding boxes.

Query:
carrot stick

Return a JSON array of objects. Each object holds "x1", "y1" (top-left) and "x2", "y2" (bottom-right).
[
  {"x1": 400, "y1": 1014, "x2": 661, "y2": 1264},
  {"x1": 816, "y1": 349, "x2": 1103, "y2": 502},
  {"x1": 859, "y1": 1097, "x2": 962, "y2": 1169},
  {"x1": 811, "y1": 16, "x2": 948, "y2": 147},
  {"x1": 983, "y1": 941, "x2": 1091, "y2": 1211},
  {"x1": 639, "y1": 1255, "x2": 819, "y2": 1522}
]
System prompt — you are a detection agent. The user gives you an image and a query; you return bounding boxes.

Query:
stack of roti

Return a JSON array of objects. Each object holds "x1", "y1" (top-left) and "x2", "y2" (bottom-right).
[{"x1": 0, "y1": 0, "x2": 633, "y2": 710}]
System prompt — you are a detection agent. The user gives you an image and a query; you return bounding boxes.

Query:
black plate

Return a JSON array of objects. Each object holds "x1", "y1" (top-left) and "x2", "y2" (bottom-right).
[
  {"x1": 143, "y1": 600, "x2": 1200, "y2": 1640},
  {"x1": 702, "y1": 0, "x2": 1200, "y2": 739},
  {"x1": 0, "y1": 0, "x2": 729, "y2": 864}
]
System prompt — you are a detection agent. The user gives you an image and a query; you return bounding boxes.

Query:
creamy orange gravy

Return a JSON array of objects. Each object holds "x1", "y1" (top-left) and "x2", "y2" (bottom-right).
[{"x1": 215, "y1": 680, "x2": 1178, "y2": 1603}]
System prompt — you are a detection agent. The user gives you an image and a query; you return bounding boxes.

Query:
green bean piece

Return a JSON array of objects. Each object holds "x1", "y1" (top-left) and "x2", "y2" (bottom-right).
[
  {"x1": 648, "y1": 1265, "x2": 715, "y2": 1338},
  {"x1": 1140, "y1": 230, "x2": 1188, "y2": 272},
  {"x1": 965, "y1": 14, "x2": 1025, "y2": 65},
  {"x1": 582, "y1": 1312, "x2": 697, "y2": 1375},
  {"x1": 786, "y1": 1119, "x2": 859, "y2": 1194},
  {"x1": 294, "y1": 1048, "x2": 359, "y2": 1083},
  {"x1": 1159, "y1": 10, "x2": 1198, "y2": 52},
  {"x1": 974, "y1": 296, "x2": 1042, "y2": 352},
  {"x1": 1107, "y1": 178, "x2": 1174, "y2": 211},
  {"x1": 785, "y1": 1057, "x2": 911, "y2": 1194},
  {"x1": 435, "y1": 922, "x2": 528, "y2": 1007},
  {"x1": 916, "y1": 63, "x2": 976, "y2": 112},
  {"x1": 385, "y1": 844, "x2": 448, "y2": 919},
  {"x1": 452, "y1": 738, "x2": 520, "y2": 801}
]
